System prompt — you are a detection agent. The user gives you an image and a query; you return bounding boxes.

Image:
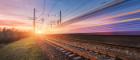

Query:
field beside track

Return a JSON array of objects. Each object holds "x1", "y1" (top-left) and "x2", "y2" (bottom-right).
[
  {"x1": 0, "y1": 37, "x2": 45, "y2": 60},
  {"x1": 0, "y1": 34, "x2": 139, "y2": 60}
]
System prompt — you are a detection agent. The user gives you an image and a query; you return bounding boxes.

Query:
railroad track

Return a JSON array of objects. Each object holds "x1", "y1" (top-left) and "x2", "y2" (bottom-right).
[
  {"x1": 46, "y1": 40, "x2": 115, "y2": 60},
  {"x1": 45, "y1": 38, "x2": 140, "y2": 60},
  {"x1": 37, "y1": 39, "x2": 88, "y2": 60}
]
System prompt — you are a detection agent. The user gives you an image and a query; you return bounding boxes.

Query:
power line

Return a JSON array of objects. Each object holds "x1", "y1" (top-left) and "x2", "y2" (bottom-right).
[
  {"x1": 63, "y1": 0, "x2": 89, "y2": 19},
  {"x1": 48, "y1": 0, "x2": 61, "y2": 15},
  {"x1": 60, "y1": 0, "x2": 127, "y2": 26},
  {"x1": 37, "y1": 0, "x2": 47, "y2": 20}
]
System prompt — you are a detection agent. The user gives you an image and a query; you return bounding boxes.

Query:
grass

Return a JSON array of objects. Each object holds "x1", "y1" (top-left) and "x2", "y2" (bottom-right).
[{"x1": 0, "y1": 37, "x2": 45, "y2": 60}]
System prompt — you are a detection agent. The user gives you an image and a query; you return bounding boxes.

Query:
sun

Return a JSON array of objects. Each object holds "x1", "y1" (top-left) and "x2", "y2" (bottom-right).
[{"x1": 35, "y1": 30, "x2": 44, "y2": 35}]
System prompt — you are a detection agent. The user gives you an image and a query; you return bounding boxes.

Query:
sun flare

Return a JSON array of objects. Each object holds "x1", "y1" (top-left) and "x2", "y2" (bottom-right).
[{"x1": 35, "y1": 30, "x2": 44, "y2": 35}]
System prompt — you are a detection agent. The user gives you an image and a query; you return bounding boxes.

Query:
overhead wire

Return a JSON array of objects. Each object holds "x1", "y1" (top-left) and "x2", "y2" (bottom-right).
[
  {"x1": 36, "y1": 0, "x2": 47, "y2": 20},
  {"x1": 48, "y1": 0, "x2": 63, "y2": 15},
  {"x1": 63, "y1": 0, "x2": 89, "y2": 19},
  {"x1": 46, "y1": 0, "x2": 61, "y2": 25},
  {"x1": 63, "y1": 0, "x2": 111, "y2": 21}
]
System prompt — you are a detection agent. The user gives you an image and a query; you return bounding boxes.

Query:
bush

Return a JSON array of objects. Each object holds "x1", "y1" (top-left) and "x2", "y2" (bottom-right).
[{"x1": 0, "y1": 28, "x2": 30, "y2": 44}]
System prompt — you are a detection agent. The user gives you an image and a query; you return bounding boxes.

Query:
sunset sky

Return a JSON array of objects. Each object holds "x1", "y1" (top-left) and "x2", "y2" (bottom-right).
[{"x1": 0, "y1": 0, "x2": 140, "y2": 34}]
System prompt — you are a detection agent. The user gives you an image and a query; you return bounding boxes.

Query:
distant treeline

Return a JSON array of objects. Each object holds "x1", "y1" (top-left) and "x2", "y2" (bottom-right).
[{"x1": 0, "y1": 28, "x2": 31, "y2": 44}]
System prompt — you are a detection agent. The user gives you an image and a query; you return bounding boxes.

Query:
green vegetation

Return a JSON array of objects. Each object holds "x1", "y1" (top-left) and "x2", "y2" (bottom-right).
[
  {"x1": 0, "y1": 28, "x2": 30, "y2": 44},
  {"x1": 0, "y1": 38, "x2": 45, "y2": 60}
]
